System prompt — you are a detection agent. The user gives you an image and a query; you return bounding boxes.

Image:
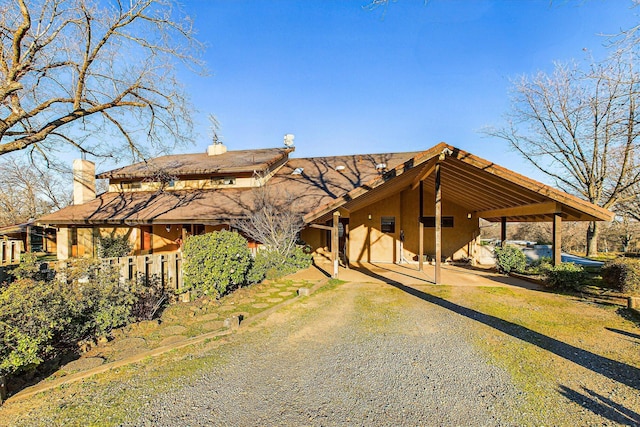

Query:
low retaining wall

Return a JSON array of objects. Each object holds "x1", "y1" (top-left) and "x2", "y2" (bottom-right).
[{"x1": 629, "y1": 297, "x2": 640, "y2": 315}]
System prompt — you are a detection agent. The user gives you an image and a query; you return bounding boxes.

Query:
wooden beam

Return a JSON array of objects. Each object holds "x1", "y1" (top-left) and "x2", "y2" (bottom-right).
[
  {"x1": 553, "y1": 213, "x2": 562, "y2": 266},
  {"x1": 410, "y1": 158, "x2": 437, "y2": 190},
  {"x1": 435, "y1": 162, "x2": 442, "y2": 284},
  {"x1": 332, "y1": 211, "x2": 340, "y2": 278},
  {"x1": 450, "y1": 148, "x2": 613, "y2": 221},
  {"x1": 475, "y1": 202, "x2": 560, "y2": 219},
  {"x1": 419, "y1": 180, "x2": 424, "y2": 272},
  {"x1": 308, "y1": 223, "x2": 333, "y2": 231}
]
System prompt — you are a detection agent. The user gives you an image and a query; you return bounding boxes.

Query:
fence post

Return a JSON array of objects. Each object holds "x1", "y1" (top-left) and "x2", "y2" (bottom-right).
[{"x1": 0, "y1": 374, "x2": 6, "y2": 405}]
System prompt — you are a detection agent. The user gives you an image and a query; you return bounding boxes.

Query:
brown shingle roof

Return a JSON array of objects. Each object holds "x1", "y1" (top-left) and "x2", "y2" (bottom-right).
[
  {"x1": 38, "y1": 189, "x2": 253, "y2": 225},
  {"x1": 38, "y1": 151, "x2": 419, "y2": 225},
  {"x1": 38, "y1": 145, "x2": 613, "y2": 226},
  {"x1": 97, "y1": 147, "x2": 293, "y2": 179}
]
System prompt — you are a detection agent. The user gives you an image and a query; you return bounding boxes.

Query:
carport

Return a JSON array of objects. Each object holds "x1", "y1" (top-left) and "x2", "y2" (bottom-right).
[{"x1": 304, "y1": 143, "x2": 613, "y2": 283}]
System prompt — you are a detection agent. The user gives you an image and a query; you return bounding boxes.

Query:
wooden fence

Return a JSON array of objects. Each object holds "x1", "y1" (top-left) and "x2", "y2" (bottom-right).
[
  {"x1": 0, "y1": 240, "x2": 21, "y2": 266},
  {"x1": 101, "y1": 253, "x2": 183, "y2": 291}
]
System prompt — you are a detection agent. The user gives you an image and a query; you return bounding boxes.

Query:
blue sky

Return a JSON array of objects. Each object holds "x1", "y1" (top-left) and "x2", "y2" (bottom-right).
[{"x1": 176, "y1": 0, "x2": 638, "y2": 183}]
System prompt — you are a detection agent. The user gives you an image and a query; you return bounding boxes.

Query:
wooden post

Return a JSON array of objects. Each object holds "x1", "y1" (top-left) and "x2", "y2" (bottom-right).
[
  {"x1": 0, "y1": 374, "x2": 6, "y2": 405},
  {"x1": 418, "y1": 180, "x2": 424, "y2": 272},
  {"x1": 344, "y1": 222, "x2": 350, "y2": 269},
  {"x1": 500, "y1": 217, "x2": 507, "y2": 247},
  {"x1": 26, "y1": 224, "x2": 32, "y2": 253},
  {"x1": 553, "y1": 213, "x2": 562, "y2": 266},
  {"x1": 332, "y1": 211, "x2": 340, "y2": 279},
  {"x1": 434, "y1": 162, "x2": 442, "y2": 284}
]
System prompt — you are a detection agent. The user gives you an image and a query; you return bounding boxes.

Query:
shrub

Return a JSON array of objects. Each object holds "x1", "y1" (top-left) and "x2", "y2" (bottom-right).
[
  {"x1": 543, "y1": 263, "x2": 588, "y2": 290},
  {"x1": 526, "y1": 256, "x2": 553, "y2": 275},
  {"x1": 0, "y1": 277, "x2": 72, "y2": 376},
  {"x1": 0, "y1": 259, "x2": 141, "y2": 377},
  {"x1": 97, "y1": 234, "x2": 133, "y2": 258},
  {"x1": 182, "y1": 230, "x2": 252, "y2": 298},
  {"x1": 247, "y1": 245, "x2": 312, "y2": 283},
  {"x1": 130, "y1": 274, "x2": 169, "y2": 320},
  {"x1": 601, "y1": 258, "x2": 640, "y2": 294},
  {"x1": 49, "y1": 258, "x2": 136, "y2": 341},
  {"x1": 494, "y1": 245, "x2": 526, "y2": 274}
]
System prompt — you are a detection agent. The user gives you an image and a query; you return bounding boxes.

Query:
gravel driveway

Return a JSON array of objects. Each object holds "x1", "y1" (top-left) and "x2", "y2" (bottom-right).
[{"x1": 131, "y1": 281, "x2": 524, "y2": 426}]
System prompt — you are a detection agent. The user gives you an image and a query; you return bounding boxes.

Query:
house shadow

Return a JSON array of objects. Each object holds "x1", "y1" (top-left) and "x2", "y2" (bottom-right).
[{"x1": 355, "y1": 264, "x2": 640, "y2": 393}]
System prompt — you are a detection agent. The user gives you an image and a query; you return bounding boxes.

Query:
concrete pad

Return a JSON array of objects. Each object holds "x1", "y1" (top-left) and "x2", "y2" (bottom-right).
[{"x1": 317, "y1": 261, "x2": 542, "y2": 290}]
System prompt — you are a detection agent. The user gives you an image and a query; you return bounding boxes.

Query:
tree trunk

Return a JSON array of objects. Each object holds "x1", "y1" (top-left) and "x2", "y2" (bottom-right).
[{"x1": 586, "y1": 221, "x2": 599, "y2": 257}]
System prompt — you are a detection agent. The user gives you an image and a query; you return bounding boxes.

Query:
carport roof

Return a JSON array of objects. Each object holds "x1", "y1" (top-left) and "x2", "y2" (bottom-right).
[{"x1": 303, "y1": 143, "x2": 614, "y2": 224}]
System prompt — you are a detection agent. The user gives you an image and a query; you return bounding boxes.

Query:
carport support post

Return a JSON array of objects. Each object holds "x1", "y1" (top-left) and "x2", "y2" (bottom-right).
[
  {"x1": 553, "y1": 213, "x2": 562, "y2": 266},
  {"x1": 434, "y1": 162, "x2": 442, "y2": 284},
  {"x1": 332, "y1": 211, "x2": 340, "y2": 278},
  {"x1": 419, "y1": 180, "x2": 424, "y2": 272},
  {"x1": 500, "y1": 217, "x2": 507, "y2": 247}
]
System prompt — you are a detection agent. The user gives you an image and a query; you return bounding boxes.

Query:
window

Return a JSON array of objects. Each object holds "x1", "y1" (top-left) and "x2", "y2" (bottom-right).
[
  {"x1": 381, "y1": 216, "x2": 395, "y2": 233},
  {"x1": 120, "y1": 181, "x2": 141, "y2": 190},
  {"x1": 420, "y1": 216, "x2": 454, "y2": 228},
  {"x1": 210, "y1": 177, "x2": 236, "y2": 185}
]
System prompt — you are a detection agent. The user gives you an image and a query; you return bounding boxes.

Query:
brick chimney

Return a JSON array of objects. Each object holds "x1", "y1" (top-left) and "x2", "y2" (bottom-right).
[{"x1": 73, "y1": 159, "x2": 96, "y2": 205}]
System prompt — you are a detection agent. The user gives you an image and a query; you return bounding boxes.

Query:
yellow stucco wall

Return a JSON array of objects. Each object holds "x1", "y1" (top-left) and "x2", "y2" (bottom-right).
[
  {"x1": 300, "y1": 227, "x2": 328, "y2": 253},
  {"x1": 56, "y1": 227, "x2": 69, "y2": 260},
  {"x1": 151, "y1": 225, "x2": 182, "y2": 253},
  {"x1": 345, "y1": 186, "x2": 479, "y2": 263}
]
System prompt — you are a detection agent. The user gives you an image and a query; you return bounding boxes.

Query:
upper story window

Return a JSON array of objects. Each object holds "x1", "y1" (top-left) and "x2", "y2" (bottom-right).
[
  {"x1": 210, "y1": 177, "x2": 236, "y2": 185},
  {"x1": 120, "y1": 181, "x2": 142, "y2": 190}
]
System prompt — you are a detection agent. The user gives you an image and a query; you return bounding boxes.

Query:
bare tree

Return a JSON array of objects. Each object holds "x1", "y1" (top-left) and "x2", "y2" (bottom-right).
[
  {"x1": 233, "y1": 180, "x2": 305, "y2": 259},
  {"x1": 0, "y1": 0, "x2": 204, "y2": 163},
  {"x1": 510, "y1": 222, "x2": 552, "y2": 245},
  {"x1": 0, "y1": 157, "x2": 70, "y2": 226},
  {"x1": 485, "y1": 49, "x2": 640, "y2": 256}
]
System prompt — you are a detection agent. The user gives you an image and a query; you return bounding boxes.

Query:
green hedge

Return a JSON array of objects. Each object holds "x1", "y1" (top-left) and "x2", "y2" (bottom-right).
[
  {"x1": 182, "y1": 230, "x2": 252, "y2": 299},
  {"x1": 247, "y1": 245, "x2": 312, "y2": 283},
  {"x1": 494, "y1": 245, "x2": 526, "y2": 274},
  {"x1": 601, "y1": 258, "x2": 640, "y2": 294},
  {"x1": 543, "y1": 262, "x2": 588, "y2": 291}
]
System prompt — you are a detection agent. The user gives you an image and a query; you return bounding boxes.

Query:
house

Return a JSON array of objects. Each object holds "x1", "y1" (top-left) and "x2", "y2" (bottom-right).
[
  {"x1": 0, "y1": 221, "x2": 57, "y2": 255},
  {"x1": 38, "y1": 141, "x2": 613, "y2": 282}
]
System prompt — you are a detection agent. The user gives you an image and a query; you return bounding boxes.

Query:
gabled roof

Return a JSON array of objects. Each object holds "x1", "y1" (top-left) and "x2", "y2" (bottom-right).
[
  {"x1": 38, "y1": 143, "x2": 613, "y2": 226},
  {"x1": 97, "y1": 147, "x2": 293, "y2": 180},
  {"x1": 303, "y1": 143, "x2": 613, "y2": 223}
]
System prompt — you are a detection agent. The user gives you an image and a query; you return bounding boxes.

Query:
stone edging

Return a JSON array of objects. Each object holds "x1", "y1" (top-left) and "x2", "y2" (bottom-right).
[{"x1": 6, "y1": 277, "x2": 330, "y2": 404}]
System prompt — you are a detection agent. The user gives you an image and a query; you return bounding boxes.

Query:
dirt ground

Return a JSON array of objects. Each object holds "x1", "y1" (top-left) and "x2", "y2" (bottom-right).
[{"x1": 1, "y1": 265, "x2": 639, "y2": 426}]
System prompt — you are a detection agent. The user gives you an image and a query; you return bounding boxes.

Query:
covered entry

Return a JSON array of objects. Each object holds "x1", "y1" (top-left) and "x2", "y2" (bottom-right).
[{"x1": 304, "y1": 143, "x2": 613, "y2": 283}]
